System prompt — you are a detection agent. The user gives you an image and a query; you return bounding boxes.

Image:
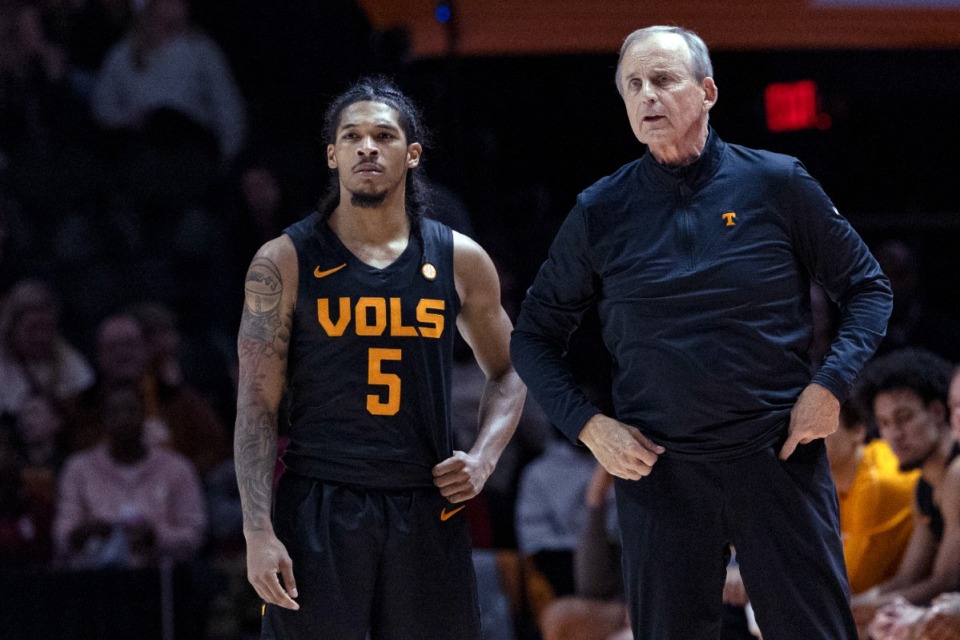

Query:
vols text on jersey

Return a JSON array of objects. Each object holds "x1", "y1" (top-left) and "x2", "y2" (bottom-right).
[{"x1": 316, "y1": 297, "x2": 445, "y2": 338}]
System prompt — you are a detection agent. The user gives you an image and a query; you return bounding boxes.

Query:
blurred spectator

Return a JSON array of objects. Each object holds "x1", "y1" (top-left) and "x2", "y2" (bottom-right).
[
  {"x1": 0, "y1": 3, "x2": 68, "y2": 159},
  {"x1": 3, "y1": 393, "x2": 67, "y2": 566},
  {"x1": 539, "y1": 465, "x2": 626, "y2": 640},
  {"x1": 825, "y1": 400, "x2": 919, "y2": 595},
  {"x1": 53, "y1": 385, "x2": 206, "y2": 568},
  {"x1": 9, "y1": 393, "x2": 68, "y2": 472},
  {"x1": 58, "y1": 0, "x2": 131, "y2": 87},
  {"x1": 126, "y1": 305, "x2": 231, "y2": 475},
  {"x1": 90, "y1": 0, "x2": 245, "y2": 164},
  {"x1": 851, "y1": 349, "x2": 960, "y2": 632},
  {"x1": 90, "y1": 0, "x2": 245, "y2": 223},
  {"x1": 0, "y1": 448, "x2": 54, "y2": 569},
  {"x1": 126, "y1": 300, "x2": 234, "y2": 427},
  {"x1": 127, "y1": 300, "x2": 183, "y2": 389},
  {"x1": 0, "y1": 279, "x2": 95, "y2": 418},
  {"x1": 0, "y1": 2, "x2": 100, "y2": 220},
  {"x1": 873, "y1": 240, "x2": 960, "y2": 363},
  {"x1": 515, "y1": 433, "x2": 599, "y2": 600},
  {"x1": 67, "y1": 312, "x2": 230, "y2": 477},
  {"x1": 64, "y1": 312, "x2": 148, "y2": 452}
]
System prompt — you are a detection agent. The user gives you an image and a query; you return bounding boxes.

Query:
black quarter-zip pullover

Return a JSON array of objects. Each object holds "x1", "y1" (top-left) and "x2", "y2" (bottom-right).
[{"x1": 512, "y1": 130, "x2": 892, "y2": 460}]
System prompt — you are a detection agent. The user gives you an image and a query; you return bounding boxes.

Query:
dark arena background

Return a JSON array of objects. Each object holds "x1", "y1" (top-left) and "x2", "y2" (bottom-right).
[{"x1": 1, "y1": 1, "x2": 958, "y2": 639}]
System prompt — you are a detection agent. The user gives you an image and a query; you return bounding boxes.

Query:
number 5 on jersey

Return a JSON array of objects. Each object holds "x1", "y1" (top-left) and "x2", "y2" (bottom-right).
[{"x1": 367, "y1": 348, "x2": 401, "y2": 415}]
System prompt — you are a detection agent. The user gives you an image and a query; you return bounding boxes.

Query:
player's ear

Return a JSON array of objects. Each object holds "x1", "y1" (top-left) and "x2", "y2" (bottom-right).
[
  {"x1": 407, "y1": 142, "x2": 422, "y2": 168},
  {"x1": 327, "y1": 144, "x2": 337, "y2": 169}
]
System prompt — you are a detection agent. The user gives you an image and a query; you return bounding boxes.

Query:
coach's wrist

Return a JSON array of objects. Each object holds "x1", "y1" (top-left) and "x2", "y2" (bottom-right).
[{"x1": 578, "y1": 413, "x2": 608, "y2": 448}]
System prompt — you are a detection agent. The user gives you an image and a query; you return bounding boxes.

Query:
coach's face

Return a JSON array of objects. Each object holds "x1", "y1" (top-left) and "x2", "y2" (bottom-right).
[
  {"x1": 327, "y1": 101, "x2": 421, "y2": 205},
  {"x1": 619, "y1": 32, "x2": 716, "y2": 165},
  {"x1": 874, "y1": 389, "x2": 946, "y2": 471}
]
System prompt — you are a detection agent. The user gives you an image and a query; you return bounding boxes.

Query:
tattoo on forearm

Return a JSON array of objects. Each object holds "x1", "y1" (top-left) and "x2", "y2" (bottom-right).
[
  {"x1": 235, "y1": 256, "x2": 292, "y2": 530},
  {"x1": 234, "y1": 408, "x2": 278, "y2": 531}
]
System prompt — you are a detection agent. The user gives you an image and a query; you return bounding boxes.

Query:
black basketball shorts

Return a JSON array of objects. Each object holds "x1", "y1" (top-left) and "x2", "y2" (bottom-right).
[{"x1": 260, "y1": 472, "x2": 482, "y2": 640}]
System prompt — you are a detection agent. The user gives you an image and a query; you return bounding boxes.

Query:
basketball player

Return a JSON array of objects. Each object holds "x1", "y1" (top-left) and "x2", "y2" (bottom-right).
[
  {"x1": 851, "y1": 349, "x2": 960, "y2": 630},
  {"x1": 234, "y1": 77, "x2": 526, "y2": 639}
]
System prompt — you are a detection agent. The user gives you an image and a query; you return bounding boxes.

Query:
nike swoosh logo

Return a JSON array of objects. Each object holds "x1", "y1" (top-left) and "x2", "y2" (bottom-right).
[
  {"x1": 440, "y1": 505, "x2": 466, "y2": 521},
  {"x1": 314, "y1": 263, "x2": 346, "y2": 278}
]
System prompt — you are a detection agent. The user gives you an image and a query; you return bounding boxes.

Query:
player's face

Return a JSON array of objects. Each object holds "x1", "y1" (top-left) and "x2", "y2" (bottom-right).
[
  {"x1": 327, "y1": 101, "x2": 421, "y2": 207},
  {"x1": 949, "y1": 372, "x2": 960, "y2": 441},
  {"x1": 874, "y1": 389, "x2": 945, "y2": 471},
  {"x1": 619, "y1": 33, "x2": 716, "y2": 162}
]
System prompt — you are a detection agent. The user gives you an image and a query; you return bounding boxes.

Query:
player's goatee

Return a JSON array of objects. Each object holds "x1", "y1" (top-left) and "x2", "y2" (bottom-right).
[{"x1": 350, "y1": 190, "x2": 387, "y2": 208}]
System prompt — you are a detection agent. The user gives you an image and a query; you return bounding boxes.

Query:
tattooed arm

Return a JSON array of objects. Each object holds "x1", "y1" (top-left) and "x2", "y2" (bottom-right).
[{"x1": 235, "y1": 235, "x2": 300, "y2": 610}]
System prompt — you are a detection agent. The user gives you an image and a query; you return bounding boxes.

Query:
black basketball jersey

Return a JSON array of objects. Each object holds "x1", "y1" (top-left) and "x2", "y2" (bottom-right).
[{"x1": 282, "y1": 213, "x2": 461, "y2": 488}]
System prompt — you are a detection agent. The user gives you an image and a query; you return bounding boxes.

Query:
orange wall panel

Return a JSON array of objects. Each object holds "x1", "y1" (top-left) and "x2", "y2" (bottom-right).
[{"x1": 356, "y1": 0, "x2": 960, "y2": 56}]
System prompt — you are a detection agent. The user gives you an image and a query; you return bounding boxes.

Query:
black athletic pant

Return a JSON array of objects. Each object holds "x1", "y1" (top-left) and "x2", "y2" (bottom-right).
[{"x1": 615, "y1": 440, "x2": 858, "y2": 640}]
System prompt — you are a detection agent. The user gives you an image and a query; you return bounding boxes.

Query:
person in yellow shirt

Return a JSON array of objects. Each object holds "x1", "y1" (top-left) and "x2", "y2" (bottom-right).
[{"x1": 826, "y1": 401, "x2": 919, "y2": 594}]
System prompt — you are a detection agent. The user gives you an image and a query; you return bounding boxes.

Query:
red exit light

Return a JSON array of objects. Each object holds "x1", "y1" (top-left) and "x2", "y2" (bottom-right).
[{"x1": 764, "y1": 80, "x2": 832, "y2": 132}]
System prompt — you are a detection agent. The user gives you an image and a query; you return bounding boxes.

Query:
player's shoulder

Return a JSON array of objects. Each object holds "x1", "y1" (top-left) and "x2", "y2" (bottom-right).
[
  {"x1": 451, "y1": 226, "x2": 481, "y2": 252},
  {"x1": 451, "y1": 229, "x2": 499, "y2": 304},
  {"x1": 253, "y1": 234, "x2": 297, "y2": 264},
  {"x1": 452, "y1": 228, "x2": 493, "y2": 273}
]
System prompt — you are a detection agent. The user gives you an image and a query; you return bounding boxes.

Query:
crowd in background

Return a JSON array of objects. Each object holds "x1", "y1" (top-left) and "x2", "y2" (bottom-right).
[{"x1": 2, "y1": 1, "x2": 960, "y2": 639}]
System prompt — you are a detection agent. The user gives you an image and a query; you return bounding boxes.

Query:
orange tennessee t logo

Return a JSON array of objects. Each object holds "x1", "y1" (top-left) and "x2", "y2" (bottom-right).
[
  {"x1": 721, "y1": 212, "x2": 737, "y2": 226},
  {"x1": 314, "y1": 263, "x2": 346, "y2": 278},
  {"x1": 440, "y1": 505, "x2": 466, "y2": 521}
]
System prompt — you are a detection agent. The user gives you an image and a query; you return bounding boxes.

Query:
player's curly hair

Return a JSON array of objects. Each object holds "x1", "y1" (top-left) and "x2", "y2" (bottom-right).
[
  {"x1": 853, "y1": 347, "x2": 953, "y2": 422},
  {"x1": 316, "y1": 76, "x2": 432, "y2": 242}
]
